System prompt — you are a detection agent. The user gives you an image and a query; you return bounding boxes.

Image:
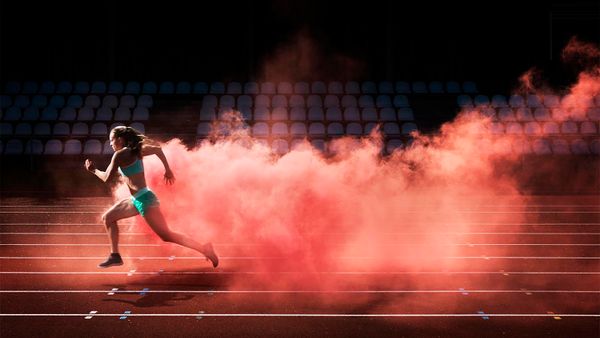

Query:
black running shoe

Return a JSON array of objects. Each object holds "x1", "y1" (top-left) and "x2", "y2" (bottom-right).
[
  {"x1": 203, "y1": 243, "x2": 219, "y2": 268},
  {"x1": 98, "y1": 253, "x2": 123, "y2": 268}
]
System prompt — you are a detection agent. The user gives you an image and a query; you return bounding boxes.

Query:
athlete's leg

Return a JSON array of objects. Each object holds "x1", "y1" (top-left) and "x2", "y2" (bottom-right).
[
  {"x1": 143, "y1": 206, "x2": 218, "y2": 267},
  {"x1": 101, "y1": 198, "x2": 139, "y2": 254}
]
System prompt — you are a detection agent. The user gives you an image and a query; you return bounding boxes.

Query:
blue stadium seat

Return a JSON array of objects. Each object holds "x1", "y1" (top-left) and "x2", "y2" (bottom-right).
[
  {"x1": 66, "y1": 95, "x2": 83, "y2": 109},
  {"x1": 343, "y1": 107, "x2": 360, "y2": 121},
  {"x1": 346, "y1": 122, "x2": 362, "y2": 135},
  {"x1": 202, "y1": 95, "x2": 218, "y2": 109},
  {"x1": 199, "y1": 107, "x2": 216, "y2": 121},
  {"x1": 125, "y1": 81, "x2": 141, "y2": 94},
  {"x1": 306, "y1": 95, "x2": 322, "y2": 108},
  {"x1": 237, "y1": 95, "x2": 253, "y2": 109},
  {"x1": 428, "y1": 81, "x2": 444, "y2": 94},
  {"x1": 252, "y1": 122, "x2": 269, "y2": 137},
  {"x1": 491, "y1": 95, "x2": 508, "y2": 108},
  {"x1": 324, "y1": 95, "x2": 339, "y2": 108},
  {"x1": 272, "y1": 139, "x2": 289, "y2": 155},
  {"x1": 489, "y1": 122, "x2": 504, "y2": 134},
  {"x1": 505, "y1": 122, "x2": 523, "y2": 134},
  {"x1": 15, "y1": 123, "x2": 32, "y2": 136},
  {"x1": 462, "y1": 81, "x2": 478, "y2": 93},
  {"x1": 308, "y1": 107, "x2": 325, "y2": 121},
  {"x1": 242, "y1": 82, "x2": 258, "y2": 94},
  {"x1": 551, "y1": 139, "x2": 570, "y2": 154},
  {"x1": 142, "y1": 81, "x2": 158, "y2": 94},
  {"x1": 90, "y1": 81, "x2": 106, "y2": 94},
  {"x1": 378, "y1": 81, "x2": 394, "y2": 94},
  {"x1": 253, "y1": 107, "x2": 269, "y2": 121},
  {"x1": 239, "y1": 107, "x2": 252, "y2": 120},
  {"x1": 102, "y1": 140, "x2": 114, "y2": 155},
  {"x1": 24, "y1": 139, "x2": 44, "y2": 155},
  {"x1": 84, "y1": 95, "x2": 101, "y2": 108},
  {"x1": 580, "y1": 121, "x2": 598, "y2": 134},
  {"x1": 77, "y1": 107, "x2": 95, "y2": 121},
  {"x1": 290, "y1": 122, "x2": 307, "y2": 136},
  {"x1": 383, "y1": 122, "x2": 401, "y2": 136},
  {"x1": 364, "y1": 122, "x2": 377, "y2": 135},
  {"x1": 95, "y1": 107, "x2": 113, "y2": 121},
  {"x1": 271, "y1": 107, "x2": 288, "y2": 120},
  {"x1": 5, "y1": 139, "x2": 23, "y2": 154},
  {"x1": 474, "y1": 95, "x2": 490, "y2": 107},
  {"x1": 412, "y1": 81, "x2": 427, "y2": 94},
  {"x1": 497, "y1": 108, "x2": 515, "y2": 121},
  {"x1": 515, "y1": 108, "x2": 534, "y2": 121},
  {"x1": 542, "y1": 122, "x2": 560, "y2": 135},
  {"x1": 277, "y1": 82, "x2": 293, "y2": 94},
  {"x1": 63, "y1": 140, "x2": 82, "y2": 155},
  {"x1": 83, "y1": 139, "x2": 102, "y2": 155},
  {"x1": 175, "y1": 81, "x2": 192, "y2": 94},
  {"x1": 294, "y1": 82, "x2": 309, "y2": 94},
  {"x1": 512, "y1": 139, "x2": 532, "y2": 154},
  {"x1": 327, "y1": 122, "x2": 344, "y2": 136},
  {"x1": 341, "y1": 95, "x2": 357, "y2": 108},
  {"x1": 526, "y1": 95, "x2": 543, "y2": 108},
  {"x1": 393, "y1": 95, "x2": 409, "y2": 108},
  {"x1": 130, "y1": 122, "x2": 145, "y2": 134},
  {"x1": 534, "y1": 108, "x2": 552, "y2": 121},
  {"x1": 72, "y1": 122, "x2": 89, "y2": 136},
  {"x1": 379, "y1": 108, "x2": 396, "y2": 121},
  {"x1": 52, "y1": 122, "x2": 70, "y2": 136},
  {"x1": 543, "y1": 94, "x2": 560, "y2": 108},
  {"x1": 289, "y1": 95, "x2": 304, "y2": 108},
  {"x1": 272, "y1": 95, "x2": 288, "y2": 108},
  {"x1": 446, "y1": 81, "x2": 461, "y2": 94},
  {"x1": 22, "y1": 81, "x2": 38, "y2": 94},
  {"x1": 560, "y1": 121, "x2": 578, "y2": 134},
  {"x1": 376, "y1": 95, "x2": 392, "y2": 108},
  {"x1": 1, "y1": 123, "x2": 13, "y2": 136},
  {"x1": 220, "y1": 95, "x2": 235, "y2": 109},
  {"x1": 328, "y1": 81, "x2": 343, "y2": 94},
  {"x1": 193, "y1": 82, "x2": 208, "y2": 94},
  {"x1": 90, "y1": 122, "x2": 108, "y2": 136},
  {"x1": 358, "y1": 95, "x2": 375, "y2": 108},
  {"x1": 509, "y1": 95, "x2": 525, "y2": 108},
  {"x1": 271, "y1": 122, "x2": 288, "y2": 136},
  {"x1": 308, "y1": 122, "x2": 325, "y2": 137},
  {"x1": 255, "y1": 95, "x2": 270, "y2": 108},
  {"x1": 14, "y1": 95, "x2": 30, "y2": 108},
  {"x1": 22, "y1": 106, "x2": 40, "y2": 121},
  {"x1": 197, "y1": 122, "x2": 211, "y2": 136},
  {"x1": 114, "y1": 107, "x2": 131, "y2": 121},
  {"x1": 107, "y1": 81, "x2": 124, "y2": 94},
  {"x1": 209, "y1": 82, "x2": 225, "y2": 94},
  {"x1": 588, "y1": 108, "x2": 600, "y2": 120},
  {"x1": 56, "y1": 81, "x2": 73, "y2": 94},
  {"x1": 44, "y1": 139, "x2": 63, "y2": 155},
  {"x1": 137, "y1": 95, "x2": 153, "y2": 108},
  {"x1": 159, "y1": 81, "x2": 175, "y2": 94},
  {"x1": 74, "y1": 81, "x2": 90, "y2": 94},
  {"x1": 481, "y1": 107, "x2": 496, "y2": 120},
  {"x1": 4, "y1": 107, "x2": 22, "y2": 120},
  {"x1": 361, "y1": 108, "x2": 377, "y2": 121},
  {"x1": 40, "y1": 107, "x2": 58, "y2": 121},
  {"x1": 308, "y1": 81, "x2": 325, "y2": 94},
  {"x1": 570, "y1": 139, "x2": 590, "y2": 154},
  {"x1": 101, "y1": 95, "x2": 118, "y2": 109},
  {"x1": 326, "y1": 107, "x2": 342, "y2": 121},
  {"x1": 223, "y1": 82, "x2": 240, "y2": 94},
  {"x1": 457, "y1": 95, "x2": 473, "y2": 108},
  {"x1": 120, "y1": 95, "x2": 136, "y2": 109},
  {"x1": 0, "y1": 95, "x2": 11, "y2": 109},
  {"x1": 290, "y1": 107, "x2": 306, "y2": 121},
  {"x1": 344, "y1": 81, "x2": 360, "y2": 94},
  {"x1": 39, "y1": 81, "x2": 55, "y2": 94},
  {"x1": 260, "y1": 82, "x2": 276, "y2": 94},
  {"x1": 395, "y1": 81, "x2": 411, "y2": 94},
  {"x1": 386, "y1": 139, "x2": 403, "y2": 153},
  {"x1": 5, "y1": 81, "x2": 20, "y2": 94},
  {"x1": 33, "y1": 122, "x2": 51, "y2": 136},
  {"x1": 361, "y1": 81, "x2": 377, "y2": 94},
  {"x1": 48, "y1": 95, "x2": 65, "y2": 109},
  {"x1": 397, "y1": 107, "x2": 414, "y2": 121},
  {"x1": 401, "y1": 122, "x2": 418, "y2": 135},
  {"x1": 524, "y1": 122, "x2": 541, "y2": 135},
  {"x1": 58, "y1": 107, "x2": 77, "y2": 121}
]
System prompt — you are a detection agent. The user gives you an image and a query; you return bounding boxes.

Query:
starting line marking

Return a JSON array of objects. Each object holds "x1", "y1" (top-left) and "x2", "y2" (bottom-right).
[
  {"x1": 1, "y1": 271, "x2": 598, "y2": 275},
  {"x1": 1, "y1": 289, "x2": 598, "y2": 294},
  {"x1": 0, "y1": 313, "x2": 598, "y2": 318}
]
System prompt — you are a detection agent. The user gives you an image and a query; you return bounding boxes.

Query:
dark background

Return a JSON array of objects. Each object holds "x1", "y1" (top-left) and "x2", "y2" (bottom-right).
[{"x1": 1, "y1": 0, "x2": 599, "y2": 92}]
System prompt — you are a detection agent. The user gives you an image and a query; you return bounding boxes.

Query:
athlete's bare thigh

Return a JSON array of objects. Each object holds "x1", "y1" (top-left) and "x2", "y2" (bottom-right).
[{"x1": 103, "y1": 198, "x2": 139, "y2": 223}]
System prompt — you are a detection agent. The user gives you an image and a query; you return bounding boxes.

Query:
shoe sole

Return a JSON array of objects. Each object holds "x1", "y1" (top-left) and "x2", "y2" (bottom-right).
[{"x1": 98, "y1": 262, "x2": 123, "y2": 268}]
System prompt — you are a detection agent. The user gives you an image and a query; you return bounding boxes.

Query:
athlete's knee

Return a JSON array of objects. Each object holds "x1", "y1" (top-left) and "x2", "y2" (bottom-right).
[{"x1": 102, "y1": 212, "x2": 116, "y2": 227}]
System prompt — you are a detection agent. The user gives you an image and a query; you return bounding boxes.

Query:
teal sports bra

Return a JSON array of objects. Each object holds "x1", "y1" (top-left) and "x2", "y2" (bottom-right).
[{"x1": 118, "y1": 158, "x2": 144, "y2": 177}]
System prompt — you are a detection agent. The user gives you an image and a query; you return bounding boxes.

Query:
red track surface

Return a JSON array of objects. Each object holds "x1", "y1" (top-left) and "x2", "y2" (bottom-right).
[{"x1": 1, "y1": 196, "x2": 599, "y2": 337}]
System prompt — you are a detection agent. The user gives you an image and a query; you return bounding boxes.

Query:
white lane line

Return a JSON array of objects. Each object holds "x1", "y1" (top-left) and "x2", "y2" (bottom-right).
[
  {"x1": 3, "y1": 232, "x2": 600, "y2": 237},
  {"x1": 2, "y1": 222, "x2": 599, "y2": 226},
  {"x1": 2, "y1": 204, "x2": 597, "y2": 208},
  {"x1": 0, "y1": 313, "x2": 598, "y2": 318},
  {"x1": 1, "y1": 242, "x2": 598, "y2": 247},
  {"x1": 2, "y1": 210, "x2": 599, "y2": 214},
  {"x1": 1, "y1": 289, "x2": 598, "y2": 294},
  {"x1": 1, "y1": 255, "x2": 599, "y2": 260},
  {"x1": 0, "y1": 271, "x2": 598, "y2": 275},
  {"x1": 0, "y1": 244, "x2": 161, "y2": 247}
]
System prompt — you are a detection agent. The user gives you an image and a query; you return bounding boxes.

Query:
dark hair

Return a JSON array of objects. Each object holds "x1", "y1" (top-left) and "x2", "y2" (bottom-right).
[{"x1": 111, "y1": 126, "x2": 146, "y2": 157}]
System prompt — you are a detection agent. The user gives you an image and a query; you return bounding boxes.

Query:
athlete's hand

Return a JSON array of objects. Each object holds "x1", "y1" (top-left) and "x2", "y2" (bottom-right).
[
  {"x1": 164, "y1": 168, "x2": 175, "y2": 185},
  {"x1": 84, "y1": 159, "x2": 96, "y2": 172}
]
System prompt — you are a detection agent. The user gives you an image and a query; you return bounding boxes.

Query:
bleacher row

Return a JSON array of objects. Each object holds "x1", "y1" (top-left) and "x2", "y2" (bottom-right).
[{"x1": 2, "y1": 80, "x2": 478, "y2": 95}]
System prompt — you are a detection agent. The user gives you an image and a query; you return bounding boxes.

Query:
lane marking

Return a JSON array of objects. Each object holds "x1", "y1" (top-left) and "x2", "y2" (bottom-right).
[
  {"x1": 0, "y1": 255, "x2": 597, "y2": 260},
  {"x1": 2, "y1": 222, "x2": 599, "y2": 227},
  {"x1": 0, "y1": 313, "x2": 598, "y2": 318},
  {"x1": 84, "y1": 310, "x2": 97, "y2": 320},
  {"x1": 1, "y1": 271, "x2": 598, "y2": 275},
  {"x1": 1, "y1": 289, "x2": 598, "y2": 294}
]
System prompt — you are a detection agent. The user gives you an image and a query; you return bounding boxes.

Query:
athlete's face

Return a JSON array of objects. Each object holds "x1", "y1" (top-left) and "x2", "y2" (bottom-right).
[{"x1": 109, "y1": 131, "x2": 124, "y2": 151}]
